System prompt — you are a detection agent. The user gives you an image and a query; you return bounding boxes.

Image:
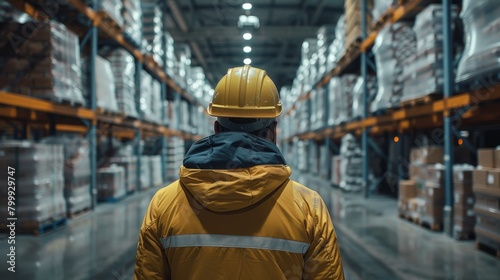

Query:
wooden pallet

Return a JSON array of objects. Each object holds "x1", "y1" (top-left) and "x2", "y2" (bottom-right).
[
  {"x1": 68, "y1": 207, "x2": 92, "y2": 219},
  {"x1": 400, "y1": 93, "x2": 442, "y2": 108},
  {"x1": 372, "y1": 107, "x2": 396, "y2": 117},
  {"x1": 419, "y1": 219, "x2": 442, "y2": 232},
  {"x1": 0, "y1": 217, "x2": 67, "y2": 236},
  {"x1": 476, "y1": 241, "x2": 500, "y2": 258},
  {"x1": 398, "y1": 212, "x2": 420, "y2": 224}
]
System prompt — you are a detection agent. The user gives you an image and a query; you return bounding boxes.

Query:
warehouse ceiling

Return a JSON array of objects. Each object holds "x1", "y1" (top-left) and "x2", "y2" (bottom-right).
[{"x1": 165, "y1": 0, "x2": 345, "y2": 90}]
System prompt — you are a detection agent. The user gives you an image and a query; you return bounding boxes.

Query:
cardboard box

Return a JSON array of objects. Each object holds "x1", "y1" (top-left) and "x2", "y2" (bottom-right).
[
  {"x1": 399, "y1": 180, "x2": 418, "y2": 202},
  {"x1": 453, "y1": 170, "x2": 473, "y2": 184},
  {"x1": 475, "y1": 206, "x2": 500, "y2": 234},
  {"x1": 427, "y1": 165, "x2": 445, "y2": 184},
  {"x1": 475, "y1": 194, "x2": 500, "y2": 211},
  {"x1": 473, "y1": 169, "x2": 488, "y2": 186},
  {"x1": 454, "y1": 191, "x2": 474, "y2": 206},
  {"x1": 454, "y1": 182, "x2": 474, "y2": 195},
  {"x1": 478, "y1": 149, "x2": 495, "y2": 169},
  {"x1": 410, "y1": 146, "x2": 443, "y2": 165},
  {"x1": 496, "y1": 150, "x2": 500, "y2": 169},
  {"x1": 487, "y1": 170, "x2": 500, "y2": 189},
  {"x1": 425, "y1": 181, "x2": 444, "y2": 204},
  {"x1": 454, "y1": 204, "x2": 475, "y2": 219}
]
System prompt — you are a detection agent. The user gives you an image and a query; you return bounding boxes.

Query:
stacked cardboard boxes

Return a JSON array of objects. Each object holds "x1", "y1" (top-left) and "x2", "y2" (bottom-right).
[
  {"x1": 97, "y1": 165, "x2": 126, "y2": 201},
  {"x1": 0, "y1": 21, "x2": 85, "y2": 105},
  {"x1": 344, "y1": 0, "x2": 373, "y2": 49},
  {"x1": 473, "y1": 148, "x2": 500, "y2": 251},
  {"x1": 453, "y1": 165, "x2": 475, "y2": 239}
]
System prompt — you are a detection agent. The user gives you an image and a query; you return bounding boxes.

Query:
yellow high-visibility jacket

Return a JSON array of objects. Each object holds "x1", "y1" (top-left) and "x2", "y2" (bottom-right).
[{"x1": 135, "y1": 132, "x2": 344, "y2": 280}]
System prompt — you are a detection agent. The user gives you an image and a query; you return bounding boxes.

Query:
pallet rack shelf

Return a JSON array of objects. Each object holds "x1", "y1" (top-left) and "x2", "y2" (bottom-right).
[{"x1": 2, "y1": 0, "x2": 209, "y2": 210}]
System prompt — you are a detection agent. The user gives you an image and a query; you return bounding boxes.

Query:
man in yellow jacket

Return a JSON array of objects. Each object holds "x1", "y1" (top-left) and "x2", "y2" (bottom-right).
[{"x1": 135, "y1": 65, "x2": 344, "y2": 279}]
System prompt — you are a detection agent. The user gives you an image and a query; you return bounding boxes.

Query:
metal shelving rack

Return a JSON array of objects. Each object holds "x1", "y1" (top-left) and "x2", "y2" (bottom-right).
[
  {"x1": 281, "y1": 0, "x2": 500, "y2": 237},
  {"x1": 0, "y1": 0, "x2": 206, "y2": 208}
]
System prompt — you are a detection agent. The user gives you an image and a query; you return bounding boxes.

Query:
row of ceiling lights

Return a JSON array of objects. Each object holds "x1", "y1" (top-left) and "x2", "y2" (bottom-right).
[{"x1": 242, "y1": 3, "x2": 253, "y2": 65}]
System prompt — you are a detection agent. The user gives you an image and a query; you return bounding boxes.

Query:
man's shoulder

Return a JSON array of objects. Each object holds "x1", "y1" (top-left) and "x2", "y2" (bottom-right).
[
  {"x1": 151, "y1": 180, "x2": 182, "y2": 204},
  {"x1": 290, "y1": 180, "x2": 320, "y2": 198}
]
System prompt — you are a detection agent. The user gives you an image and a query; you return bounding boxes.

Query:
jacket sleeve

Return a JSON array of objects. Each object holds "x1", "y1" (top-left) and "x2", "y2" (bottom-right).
[
  {"x1": 135, "y1": 193, "x2": 171, "y2": 280},
  {"x1": 303, "y1": 192, "x2": 344, "y2": 280}
]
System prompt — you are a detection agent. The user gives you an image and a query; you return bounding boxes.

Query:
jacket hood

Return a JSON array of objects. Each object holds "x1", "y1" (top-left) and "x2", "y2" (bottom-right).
[{"x1": 179, "y1": 132, "x2": 291, "y2": 212}]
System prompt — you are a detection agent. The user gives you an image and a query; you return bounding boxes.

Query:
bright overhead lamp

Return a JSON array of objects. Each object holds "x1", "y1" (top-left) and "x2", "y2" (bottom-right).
[
  {"x1": 243, "y1": 58, "x2": 252, "y2": 65},
  {"x1": 243, "y1": 46, "x2": 252, "y2": 53},
  {"x1": 243, "y1": 32, "x2": 252, "y2": 40},
  {"x1": 242, "y1": 3, "x2": 252, "y2": 10}
]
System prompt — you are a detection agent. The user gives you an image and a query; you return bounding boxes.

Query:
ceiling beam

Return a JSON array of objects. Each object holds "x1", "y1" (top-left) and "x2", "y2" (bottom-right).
[
  {"x1": 310, "y1": 0, "x2": 327, "y2": 25},
  {"x1": 169, "y1": 26, "x2": 318, "y2": 42}
]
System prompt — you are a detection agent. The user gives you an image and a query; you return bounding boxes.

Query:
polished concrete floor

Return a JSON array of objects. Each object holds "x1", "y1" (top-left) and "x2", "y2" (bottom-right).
[{"x1": 0, "y1": 180, "x2": 499, "y2": 280}]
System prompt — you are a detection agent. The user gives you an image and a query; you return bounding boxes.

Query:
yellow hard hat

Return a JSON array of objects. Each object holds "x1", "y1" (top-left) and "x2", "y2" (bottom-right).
[{"x1": 207, "y1": 65, "x2": 282, "y2": 118}]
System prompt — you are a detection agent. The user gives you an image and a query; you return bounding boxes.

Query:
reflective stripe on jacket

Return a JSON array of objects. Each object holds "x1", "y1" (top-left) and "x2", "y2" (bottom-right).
[{"x1": 135, "y1": 132, "x2": 344, "y2": 280}]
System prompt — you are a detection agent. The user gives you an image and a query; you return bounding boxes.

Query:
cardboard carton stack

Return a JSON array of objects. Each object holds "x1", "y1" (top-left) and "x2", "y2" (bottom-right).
[
  {"x1": 404, "y1": 146, "x2": 444, "y2": 225},
  {"x1": 453, "y1": 165, "x2": 476, "y2": 239},
  {"x1": 97, "y1": 165, "x2": 126, "y2": 201},
  {"x1": 473, "y1": 148, "x2": 500, "y2": 250},
  {"x1": 344, "y1": 0, "x2": 374, "y2": 49}
]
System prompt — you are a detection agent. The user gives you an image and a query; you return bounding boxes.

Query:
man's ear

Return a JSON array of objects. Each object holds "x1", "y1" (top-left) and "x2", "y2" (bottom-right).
[{"x1": 214, "y1": 121, "x2": 222, "y2": 133}]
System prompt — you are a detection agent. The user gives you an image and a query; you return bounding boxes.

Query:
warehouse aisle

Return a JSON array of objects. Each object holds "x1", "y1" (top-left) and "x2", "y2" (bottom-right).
[
  {"x1": 1, "y1": 184, "x2": 499, "y2": 280},
  {"x1": 331, "y1": 189, "x2": 500, "y2": 280}
]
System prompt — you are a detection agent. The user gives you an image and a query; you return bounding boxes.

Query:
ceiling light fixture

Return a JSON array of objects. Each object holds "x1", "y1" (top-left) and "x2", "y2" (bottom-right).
[
  {"x1": 243, "y1": 58, "x2": 252, "y2": 65},
  {"x1": 243, "y1": 32, "x2": 252, "y2": 40},
  {"x1": 243, "y1": 46, "x2": 252, "y2": 53},
  {"x1": 242, "y1": 3, "x2": 252, "y2": 10}
]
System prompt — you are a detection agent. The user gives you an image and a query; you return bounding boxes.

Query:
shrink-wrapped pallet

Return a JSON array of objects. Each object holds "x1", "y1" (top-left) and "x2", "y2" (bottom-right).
[
  {"x1": 371, "y1": 22, "x2": 416, "y2": 113},
  {"x1": 122, "y1": 0, "x2": 142, "y2": 44},
  {"x1": 0, "y1": 21, "x2": 84, "y2": 105},
  {"x1": 97, "y1": 165, "x2": 126, "y2": 201},
  {"x1": 0, "y1": 142, "x2": 67, "y2": 231},
  {"x1": 456, "y1": 0, "x2": 500, "y2": 83}
]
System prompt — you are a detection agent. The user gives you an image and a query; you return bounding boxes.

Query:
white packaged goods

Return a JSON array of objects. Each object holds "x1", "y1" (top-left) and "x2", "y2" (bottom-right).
[
  {"x1": 301, "y1": 39, "x2": 319, "y2": 92},
  {"x1": 317, "y1": 25, "x2": 336, "y2": 79},
  {"x1": 139, "y1": 70, "x2": 153, "y2": 120},
  {"x1": 174, "y1": 43, "x2": 192, "y2": 89},
  {"x1": 0, "y1": 142, "x2": 67, "y2": 229},
  {"x1": 310, "y1": 88, "x2": 327, "y2": 130},
  {"x1": 166, "y1": 137, "x2": 185, "y2": 180},
  {"x1": 371, "y1": 22, "x2": 416, "y2": 113},
  {"x1": 0, "y1": 21, "x2": 85, "y2": 105},
  {"x1": 150, "y1": 79, "x2": 162, "y2": 123},
  {"x1": 456, "y1": 0, "x2": 500, "y2": 83},
  {"x1": 402, "y1": 5, "x2": 458, "y2": 102},
  {"x1": 97, "y1": 165, "x2": 126, "y2": 201},
  {"x1": 339, "y1": 134, "x2": 363, "y2": 192},
  {"x1": 122, "y1": 0, "x2": 142, "y2": 44},
  {"x1": 104, "y1": 49, "x2": 139, "y2": 118},
  {"x1": 328, "y1": 75, "x2": 358, "y2": 125},
  {"x1": 140, "y1": 156, "x2": 151, "y2": 189},
  {"x1": 149, "y1": 155, "x2": 163, "y2": 188},
  {"x1": 327, "y1": 15, "x2": 346, "y2": 72},
  {"x1": 372, "y1": 0, "x2": 395, "y2": 23},
  {"x1": 85, "y1": 0, "x2": 123, "y2": 25},
  {"x1": 95, "y1": 56, "x2": 119, "y2": 112},
  {"x1": 41, "y1": 137, "x2": 92, "y2": 216},
  {"x1": 351, "y1": 75, "x2": 377, "y2": 120},
  {"x1": 142, "y1": 1, "x2": 164, "y2": 66},
  {"x1": 110, "y1": 157, "x2": 137, "y2": 193}
]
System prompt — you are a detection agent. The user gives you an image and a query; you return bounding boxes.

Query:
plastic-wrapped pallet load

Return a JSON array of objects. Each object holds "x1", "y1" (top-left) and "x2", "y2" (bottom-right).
[
  {"x1": 110, "y1": 156, "x2": 137, "y2": 193},
  {"x1": 142, "y1": 1, "x2": 164, "y2": 66},
  {"x1": 95, "y1": 56, "x2": 119, "y2": 112},
  {"x1": 103, "y1": 49, "x2": 139, "y2": 118},
  {"x1": 139, "y1": 70, "x2": 153, "y2": 120},
  {"x1": 301, "y1": 39, "x2": 319, "y2": 92},
  {"x1": 164, "y1": 31, "x2": 177, "y2": 78},
  {"x1": 0, "y1": 142, "x2": 67, "y2": 233},
  {"x1": 371, "y1": 22, "x2": 416, "y2": 113},
  {"x1": 97, "y1": 165, "x2": 126, "y2": 201},
  {"x1": 0, "y1": 21, "x2": 85, "y2": 105},
  {"x1": 351, "y1": 75, "x2": 377, "y2": 120},
  {"x1": 150, "y1": 79, "x2": 163, "y2": 123},
  {"x1": 344, "y1": 0, "x2": 374, "y2": 49},
  {"x1": 166, "y1": 137, "x2": 185, "y2": 181},
  {"x1": 41, "y1": 137, "x2": 92, "y2": 217},
  {"x1": 402, "y1": 5, "x2": 458, "y2": 102},
  {"x1": 140, "y1": 156, "x2": 152, "y2": 190},
  {"x1": 121, "y1": 0, "x2": 142, "y2": 45},
  {"x1": 473, "y1": 148, "x2": 500, "y2": 249},
  {"x1": 456, "y1": 0, "x2": 500, "y2": 83},
  {"x1": 339, "y1": 134, "x2": 363, "y2": 192},
  {"x1": 174, "y1": 43, "x2": 192, "y2": 89},
  {"x1": 310, "y1": 87, "x2": 327, "y2": 130},
  {"x1": 329, "y1": 75, "x2": 358, "y2": 125},
  {"x1": 316, "y1": 25, "x2": 336, "y2": 80},
  {"x1": 150, "y1": 155, "x2": 163, "y2": 188},
  {"x1": 327, "y1": 15, "x2": 346, "y2": 72}
]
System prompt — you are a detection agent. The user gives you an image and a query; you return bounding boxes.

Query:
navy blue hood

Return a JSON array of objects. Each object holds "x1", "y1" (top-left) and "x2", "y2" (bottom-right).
[{"x1": 183, "y1": 132, "x2": 287, "y2": 169}]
